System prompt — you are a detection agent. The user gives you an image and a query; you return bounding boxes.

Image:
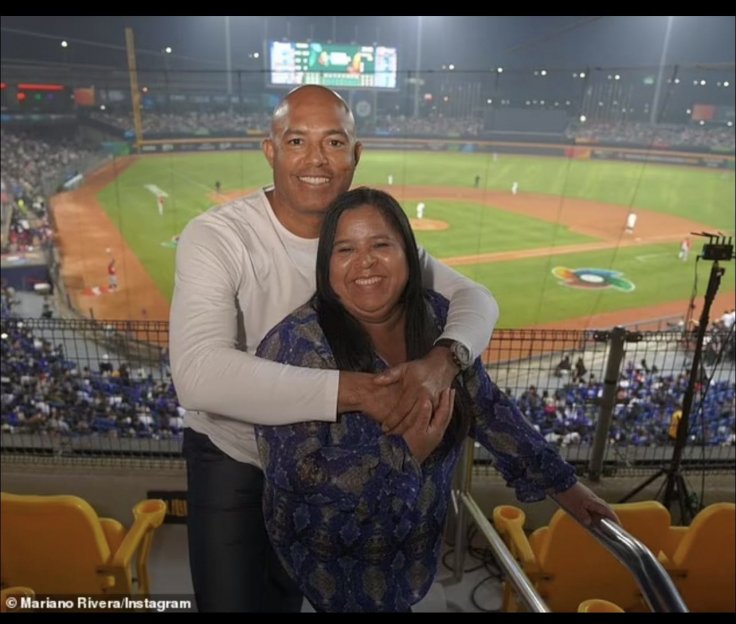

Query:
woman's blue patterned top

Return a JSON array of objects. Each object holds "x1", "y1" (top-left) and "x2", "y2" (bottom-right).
[{"x1": 255, "y1": 291, "x2": 576, "y2": 612}]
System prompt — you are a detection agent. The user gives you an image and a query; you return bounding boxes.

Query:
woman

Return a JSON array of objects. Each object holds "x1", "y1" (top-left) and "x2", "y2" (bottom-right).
[{"x1": 255, "y1": 187, "x2": 617, "y2": 612}]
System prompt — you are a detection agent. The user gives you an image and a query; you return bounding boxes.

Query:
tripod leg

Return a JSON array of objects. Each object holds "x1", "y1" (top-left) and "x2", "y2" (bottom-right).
[
  {"x1": 618, "y1": 469, "x2": 665, "y2": 503},
  {"x1": 676, "y1": 474, "x2": 698, "y2": 525},
  {"x1": 678, "y1": 475, "x2": 690, "y2": 524}
]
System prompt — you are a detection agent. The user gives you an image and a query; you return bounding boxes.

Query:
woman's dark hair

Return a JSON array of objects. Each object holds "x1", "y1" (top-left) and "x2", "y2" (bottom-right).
[
  {"x1": 315, "y1": 186, "x2": 470, "y2": 439},
  {"x1": 315, "y1": 186, "x2": 433, "y2": 372}
]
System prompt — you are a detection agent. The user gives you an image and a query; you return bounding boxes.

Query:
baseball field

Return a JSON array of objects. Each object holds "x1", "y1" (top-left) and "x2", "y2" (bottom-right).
[{"x1": 50, "y1": 149, "x2": 735, "y2": 327}]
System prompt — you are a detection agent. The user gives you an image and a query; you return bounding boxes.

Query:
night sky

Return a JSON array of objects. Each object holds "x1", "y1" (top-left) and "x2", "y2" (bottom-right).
[{"x1": 2, "y1": 16, "x2": 734, "y2": 72}]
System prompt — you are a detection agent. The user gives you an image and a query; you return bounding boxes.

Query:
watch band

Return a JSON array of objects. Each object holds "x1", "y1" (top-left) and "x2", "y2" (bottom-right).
[{"x1": 435, "y1": 338, "x2": 470, "y2": 372}]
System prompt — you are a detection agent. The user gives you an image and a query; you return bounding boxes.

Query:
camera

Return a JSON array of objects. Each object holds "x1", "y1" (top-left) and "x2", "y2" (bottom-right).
[{"x1": 695, "y1": 233, "x2": 734, "y2": 262}]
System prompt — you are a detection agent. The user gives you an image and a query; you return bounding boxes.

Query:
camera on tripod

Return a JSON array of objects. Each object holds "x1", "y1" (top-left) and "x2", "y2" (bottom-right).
[
  {"x1": 694, "y1": 232, "x2": 734, "y2": 262},
  {"x1": 623, "y1": 231, "x2": 733, "y2": 522}
]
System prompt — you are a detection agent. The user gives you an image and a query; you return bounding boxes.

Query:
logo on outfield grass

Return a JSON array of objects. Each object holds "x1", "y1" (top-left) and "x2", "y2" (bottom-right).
[{"x1": 552, "y1": 267, "x2": 635, "y2": 292}]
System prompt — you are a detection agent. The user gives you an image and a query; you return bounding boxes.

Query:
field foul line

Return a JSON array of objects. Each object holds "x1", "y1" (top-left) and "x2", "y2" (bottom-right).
[
  {"x1": 144, "y1": 184, "x2": 169, "y2": 198},
  {"x1": 162, "y1": 168, "x2": 223, "y2": 199},
  {"x1": 634, "y1": 252, "x2": 672, "y2": 262}
]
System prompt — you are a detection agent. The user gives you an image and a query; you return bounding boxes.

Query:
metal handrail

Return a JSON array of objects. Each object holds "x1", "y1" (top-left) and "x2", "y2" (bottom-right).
[
  {"x1": 588, "y1": 517, "x2": 689, "y2": 612},
  {"x1": 460, "y1": 490, "x2": 689, "y2": 612},
  {"x1": 460, "y1": 492, "x2": 550, "y2": 612},
  {"x1": 453, "y1": 432, "x2": 688, "y2": 612}
]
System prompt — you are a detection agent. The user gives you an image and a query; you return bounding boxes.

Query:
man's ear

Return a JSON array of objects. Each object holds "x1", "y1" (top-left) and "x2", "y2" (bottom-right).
[
  {"x1": 353, "y1": 141, "x2": 363, "y2": 167},
  {"x1": 262, "y1": 138, "x2": 275, "y2": 168}
]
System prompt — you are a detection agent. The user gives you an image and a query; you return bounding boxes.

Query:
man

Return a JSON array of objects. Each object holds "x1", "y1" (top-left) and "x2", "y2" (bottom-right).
[
  {"x1": 107, "y1": 257, "x2": 117, "y2": 291},
  {"x1": 157, "y1": 194, "x2": 165, "y2": 216},
  {"x1": 678, "y1": 236, "x2": 691, "y2": 261},
  {"x1": 416, "y1": 201, "x2": 425, "y2": 220},
  {"x1": 511, "y1": 181, "x2": 519, "y2": 195},
  {"x1": 573, "y1": 356, "x2": 587, "y2": 382},
  {"x1": 625, "y1": 211, "x2": 637, "y2": 234},
  {"x1": 669, "y1": 408, "x2": 682, "y2": 441},
  {"x1": 169, "y1": 85, "x2": 499, "y2": 612}
]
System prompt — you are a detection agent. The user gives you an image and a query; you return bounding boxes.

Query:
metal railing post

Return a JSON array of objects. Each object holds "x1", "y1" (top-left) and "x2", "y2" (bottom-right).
[
  {"x1": 450, "y1": 438, "x2": 474, "y2": 583},
  {"x1": 589, "y1": 326, "x2": 626, "y2": 481}
]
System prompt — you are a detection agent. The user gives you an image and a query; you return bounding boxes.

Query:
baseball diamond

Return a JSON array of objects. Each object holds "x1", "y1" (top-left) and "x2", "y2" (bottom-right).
[{"x1": 50, "y1": 148, "x2": 735, "y2": 328}]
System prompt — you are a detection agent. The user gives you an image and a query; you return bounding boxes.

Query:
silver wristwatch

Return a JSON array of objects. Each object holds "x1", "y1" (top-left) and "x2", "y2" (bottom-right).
[{"x1": 435, "y1": 339, "x2": 472, "y2": 372}]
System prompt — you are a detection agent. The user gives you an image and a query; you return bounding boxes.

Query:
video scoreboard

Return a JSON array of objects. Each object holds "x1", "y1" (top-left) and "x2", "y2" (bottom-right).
[{"x1": 269, "y1": 41, "x2": 397, "y2": 89}]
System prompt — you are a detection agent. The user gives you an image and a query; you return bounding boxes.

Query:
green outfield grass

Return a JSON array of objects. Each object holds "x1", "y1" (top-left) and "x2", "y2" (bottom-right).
[
  {"x1": 95, "y1": 150, "x2": 735, "y2": 324},
  {"x1": 353, "y1": 151, "x2": 735, "y2": 232},
  {"x1": 453, "y1": 242, "x2": 735, "y2": 328},
  {"x1": 400, "y1": 200, "x2": 595, "y2": 257}
]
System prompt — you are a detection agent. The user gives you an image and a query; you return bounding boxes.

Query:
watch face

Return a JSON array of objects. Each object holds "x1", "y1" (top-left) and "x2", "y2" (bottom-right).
[{"x1": 453, "y1": 342, "x2": 471, "y2": 368}]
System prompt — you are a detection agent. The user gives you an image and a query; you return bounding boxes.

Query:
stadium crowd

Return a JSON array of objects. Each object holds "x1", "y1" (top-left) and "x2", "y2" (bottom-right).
[
  {"x1": 88, "y1": 110, "x2": 271, "y2": 137},
  {"x1": 517, "y1": 359, "x2": 734, "y2": 448},
  {"x1": 1, "y1": 128, "x2": 95, "y2": 253},
  {"x1": 1, "y1": 286, "x2": 183, "y2": 440},
  {"x1": 566, "y1": 121, "x2": 735, "y2": 151},
  {"x1": 2, "y1": 284, "x2": 733, "y2": 448},
  {"x1": 85, "y1": 109, "x2": 735, "y2": 149}
]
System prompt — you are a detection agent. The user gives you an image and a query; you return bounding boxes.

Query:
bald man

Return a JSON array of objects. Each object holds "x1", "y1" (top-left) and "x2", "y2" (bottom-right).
[{"x1": 170, "y1": 85, "x2": 499, "y2": 612}]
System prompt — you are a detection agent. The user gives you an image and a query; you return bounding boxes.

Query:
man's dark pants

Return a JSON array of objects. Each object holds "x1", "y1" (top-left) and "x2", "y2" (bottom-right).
[{"x1": 182, "y1": 428, "x2": 303, "y2": 612}]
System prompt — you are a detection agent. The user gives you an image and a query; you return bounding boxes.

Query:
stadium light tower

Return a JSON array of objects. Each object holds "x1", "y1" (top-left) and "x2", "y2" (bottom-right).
[
  {"x1": 413, "y1": 16, "x2": 423, "y2": 118},
  {"x1": 162, "y1": 46, "x2": 172, "y2": 112},
  {"x1": 225, "y1": 16, "x2": 233, "y2": 102},
  {"x1": 162, "y1": 46, "x2": 172, "y2": 71},
  {"x1": 60, "y1": 41, "x2": 71, "y2": 86},
  {"x1": 651, "y1": 16, "x2": 674, "y2": 125}
]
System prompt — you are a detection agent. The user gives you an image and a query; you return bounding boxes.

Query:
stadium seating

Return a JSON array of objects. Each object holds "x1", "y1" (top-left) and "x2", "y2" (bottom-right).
[
  {"x1": 1, "y1": 492, "x2": 166, "y2": 597},
  {"x1": 658, "y1": 502, "x2": 735, "y2": 612},
  {"x1": 494, "y1": 500, "x2": 736, "y2": 612},
  {"x1": 577, "y1": 598, "x2": 625, "y2": 612},
  {"x1": 492, "y1": 501, "x2": 672, "y2": 612},
  {"x1": 0, "y1": 586, "x2": 36, "y2": 612}
]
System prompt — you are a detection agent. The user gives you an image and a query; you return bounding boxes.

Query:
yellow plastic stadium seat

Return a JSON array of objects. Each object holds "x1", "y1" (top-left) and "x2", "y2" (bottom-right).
[
  {"x1": 493, "y1": 500, "x2": 672, "y2": 612},
  {"x1": 1, "y1": 587, "x2": 36, "y2": 612},
  {"x1": 658, "y1": 502, "x2": 735, "y2": 613},
  {"x1": 1, "y1": 492, "x2": 166, "y2": 598},
  {"x1": 578, "y1": 598, "x2": 626, "y2": 612}
]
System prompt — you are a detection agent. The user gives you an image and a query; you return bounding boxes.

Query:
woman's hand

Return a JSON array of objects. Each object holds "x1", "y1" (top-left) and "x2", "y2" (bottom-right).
[
  {"x1": 373, "y1": 346, "x2": 459, "y2": 435},
  {"x1": 552, "y1": 482, "x2": 621, "y2": 527},
  {"x1": 402, "y1": 388, "x2": 455, "y2": 463}
]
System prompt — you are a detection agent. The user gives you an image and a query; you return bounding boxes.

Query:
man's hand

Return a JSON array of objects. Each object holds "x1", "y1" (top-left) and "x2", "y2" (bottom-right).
[
  {"x1": 372, "y1": 346, "x2": 459, "y2": 435},
  {"x1": 402, "y1": 388, "x2": 455, "y2": 463},
  {"x1": 337, "y1": 371, "x2": 404, "y2": 423},
  {"x1": 552, "y1": 482, "x2": 621, "y2": 527}
]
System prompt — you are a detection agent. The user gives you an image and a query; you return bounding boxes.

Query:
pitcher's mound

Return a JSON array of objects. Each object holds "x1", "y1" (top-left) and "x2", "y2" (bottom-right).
[{"x1": 410, "y1": 219, "x2": 449, "y2": 231}]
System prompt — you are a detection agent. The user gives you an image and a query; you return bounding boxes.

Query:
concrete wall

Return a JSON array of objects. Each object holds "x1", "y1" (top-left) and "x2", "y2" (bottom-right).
[
  {"x1": 1, "y1": 461, "x2": 186, "y2": 523},
  {"x1": 2, "y1": 459, "x2": 733, "y2": 529}
]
